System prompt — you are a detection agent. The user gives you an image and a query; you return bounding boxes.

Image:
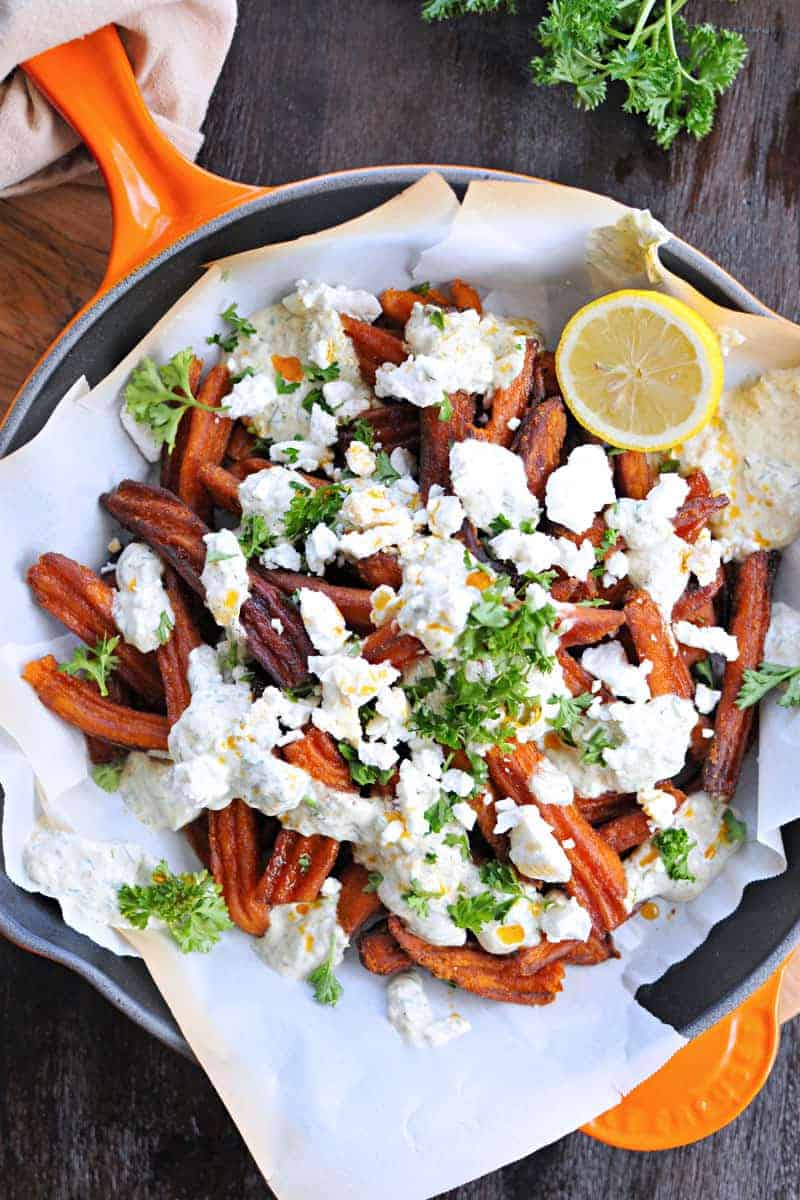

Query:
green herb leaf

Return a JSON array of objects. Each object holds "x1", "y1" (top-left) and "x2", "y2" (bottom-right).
[
  {"x1": 443, "y1": 832, "x2": 471, "y2": 861},
  {"x1": 157, "y1": 610, "x2": 174, "y2": 645},
  {"x1": 580, "y1": 725, "x2": 620, "y2": 765},
  {"x1": 422, "y1": 0, "x2": 515, "y2": 20},
  {"x1": 693, "y1": 658, "x2": 715, "y2": 687},
  {"x1": 238, "y1": 512, "x2": 276, "y2": 559},
  {"x1": 275, "y1": 371, "x2": 301, "y2": 395},
  {"x1": 305, "y1": 361, "x2": 340, "y2": 384},
  {"x1": 91, "y1": 760, "x2": 126, "y2": 792},
  {"x1": 424, "y1": 792, "x2": 456, "y2": 833},
  {"x1": 575, "y1": 598, "x2": 609, "y2": 607},
  {"x1": 479, "y1": 860, "x2": 523, "y2": 896},
  {"x1": 653, "y1": 827, "x2": 696, "y2": 882},
  {"x1": 428, "y1": 308, "x2": 446, "y2": 332},
  {"x1": 363, "y1": 871, "x2": 384, "y2": 894},
  {"x1": 283, "y1": 481, "x2": 346, "y2": 542},
  {"x1": 402, "y1": 879, "x2": 443, "y2": 918},
  {"x1": 118, "y1": 860, "x2": 233, "y2": 953},
  {"x1": 231, "y1": 366, "x2": 256, "y2": 384},
  {"x1": 438, "y1": 394, "x2": 454, "y2": 422},
  {"x1": 447, "y1": 890, "x2": 513, "y2": 934},
  {"x1": 374, "y1": 451, "x2": 401, "y2": 485},
  {"x1": 124, "y1": 350, "x2": 225, "y2": 452},
  {"x1": 297, "y1": 853, "x2": 311, "y2": 875},
  {"x1": 58, "y1": 635, "x2": 120, "y2": 697},
  {"x1": 348, "y1": 418, "x2": 375, "y2": 448},
  {"x1": 410, "y1": 281, "x2": 431, "y2": 295},
  {"x1": 659, "y1": 458, "x2": 681, "y2": 473},
  {"x1": 489, "y1": 513, "x2": 512, "y2": 536},
  {"x1": 736, "y1": 661, "x2": 800, "y2": 710},
  {"x1": 548, "y1": 691, "x2": 592, "y2": 747},
  {"x1": 722, "y1": 808, "x2": 746, "y2": 844},
  {"x1": 206, "y1": 303, "x2": 257, "y2": 352},
  {"x1": 308, "y1": 943, "x2": 344, "y2": 1006},
  {"x1": 337, "y1": 740, "x2": 394, "y2": 787}
]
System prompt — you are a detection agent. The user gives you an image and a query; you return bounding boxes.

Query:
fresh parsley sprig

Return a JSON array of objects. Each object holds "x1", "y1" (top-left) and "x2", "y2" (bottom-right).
[
  {"x1": 283, "y1": 481, "x2": 347, "y2": 542},
  {"x1": 548, "y1": 691, "x2": 593, "y2": 747},
  {"x1": 337, "y1": 740, "x2": 394, "y2": 787},
  {"x1": 206, "y1": 303, "x2": 257, "y2": 353},
  {"x1": 736, "y1": 662, "x2": 800, "y2": 711},
  {"x1": 91, "y1": 760, "x2": 126, "y2": 792},
  {"x1": 118, "y1": 860, "x2": 233, "y2": 953},
  {"x1": 308, "y1": 941, "x2": 344, "y2": 1006},
  {"x1": 653, "y1": 826, "x2": 695, "y2": 882},
  {"x1": 59, "y1": 635, "x2": 120, "y2": 697},
  {"x1": 124, "y1": 349, "x2": 225, "y2": 452},
  {"x1": 580, "y1": 725, "x2": 620, "y2": 765}
]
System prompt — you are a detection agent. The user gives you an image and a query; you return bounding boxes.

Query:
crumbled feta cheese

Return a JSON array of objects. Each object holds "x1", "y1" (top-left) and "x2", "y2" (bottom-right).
[
  {"x1": 388, "y1": 535, "x2": 480, "y2": 657},
  {"x1": 581, "y1": 640, "x2": 653, "y2": 703},
  {"x1": 254, "y1": 878, "x2": 348, "y2": 979},
  {"x1": 493, "y1": 797, "x2": 521, "y2": 835},
  {"x1": 686, "y1": 528, "x2": 722, "y2": 587},
  {"x1": 339, "y1": 484, "x2": 414, "y2": 559},
  {"x1": 604, "y1": 548, "x2": 629, "y2": 581},
  {"x1": 694, "y1": 682, "x2": 721, "y2": 714},
  {"x1": 304, "y1": 522, "x2": 339, "y2": 575},
  {"x1": 285, "y1": 280, "x2": 381, "y2": 322},
  {"x1": 201, "y1": 530, "x2": 250, "y2": 630},
  {"x1": 345, "y1": 439, "x2": 377, "y2": 477},
  {"x1": 449, "y1": 440, "x2": 539, "y2": 532},
  {"x1": 611, "y1": 473, "x2": 691, "y2": 615},
  {"x1": 489, "y1": 527, "x2": 557, "y2": 575},
  {"x1": 476, "y1": 895, "x2": 542, "y2": 955},
  {"x1": 452, "y1": 801, "x2": 477, "y2": 830},
  {"x1": 426, "y1": 485, "x2": 465, "y2": 539},
  {"x1": 111, "y1": 541, "x2": 174, "y2": 653},
  {"x1": 310, "y1": 650, "x2": 399, "y2": 742},
  {"x1": 540, "y1": 894, "x2": 592, "y2": 943},
  {"x1": 261, "y1": 542, "x2": 303, "y2": 571},
  {"x1": 528, "y1": 757, "x2": 574, "y2": 807},
  {"x1": 299, "y1": 589, "x2": 349, "y2": 654},
  {"x1": 507, "y1": 416, "x2": 521, "y2": 431},
  {"x1": 637, "y1": 786, "x2": 676, "y2": 831},
  {"x1": 441, "y1": 768, "x2": 475, "y2": 797},
  {"x1": 673, "y1": 620, "x2": 739, "y2": 661},
  {"x1": 509, "y1": 807, "x2": 572, "y2": 882},
  {"x1": 545, "y1": 445, "x2": 616, "y2": 533}
]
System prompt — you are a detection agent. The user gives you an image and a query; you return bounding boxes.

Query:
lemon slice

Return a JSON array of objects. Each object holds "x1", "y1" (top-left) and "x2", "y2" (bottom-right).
[{"x1": 555, "y1": 289, "x2": 724, "y2": 450}]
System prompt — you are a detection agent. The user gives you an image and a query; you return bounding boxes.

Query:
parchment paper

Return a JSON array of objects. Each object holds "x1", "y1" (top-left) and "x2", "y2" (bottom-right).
[{"x1": 1, "y1": 173, "x2": 796, "y2": 1199}]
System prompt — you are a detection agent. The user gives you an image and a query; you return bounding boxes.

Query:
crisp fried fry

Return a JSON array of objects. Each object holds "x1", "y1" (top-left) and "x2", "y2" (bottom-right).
[
  {"x1": 614, "y1": 451, "x2": 655, "y2": 499},
  {"x1": 156, "y1": 568, "x2": 203, "y2": 725},
  {"x1": 27, "y1": 552, "x2": 164, "y2": 707},
  {"x1": 512, "y1": 396, "x2": 567, "y2": 501},
  {"x1": 673, "y1": 494, "x2": 730, "y2": 543},
  {"x1": 624, "y1": 589, "x2": 694, "y2": 699},
  {"x1": 450, "y1": 278, "x2": 482, "y2": 313},
  {"x1": 533, "y1": 349, "x2": 559, "y2": 400},
  {"x1": 164, "y1": 365, "x2": 232, "y2": 521},
  {"x1": 226, "y1": 422, "x2": 258, "y2": 462},
  {"x1": 557, "y1": 647, "x2": 607, "y2": 700},
  {"x1": 198, "y1": 462, "x2": 243, "y2": 515},
  {"x1": 260, "y1": 570, "x2": 375, "y2": 632},
  {"x1": 474, "y1": 340, "x2": 536, "y2": 447},
  {"x1": 354, "y1": 551, "x2": 403, "y2": 590},
  {"x1": 672, "y1": 567, "x2": 724, "y2": 622},
  {"x1": 337, "y1": 862, "x2": 384, "y2": 936},
  {"x1": 358, "y1": 924, "x2": 412, "y2": 975},
  {"x1": 242, "y1": 573, "x2": 313, "y2": 689},
  {"x1": 22, "y1": 655, "x2": 169, "y2": 750},
  {"x1": 575, "y1": 793, "x2": 633, "y2": 824},
  {"x1": 339, "y1": 404, "x2": 420, "y2": 455},
  {"x1": 282, "y1": 727, "x2": 354, "y2": 790},
  {"x1": 703, "y1": 551, "x2": 777, "y2": 798},
  {"x1": 563, "y1": 928, "x2": 617, "y2": 966},
  {"x1": 208, "y1": 800, "x2": 270, "y2": 936},
  {"x1": 362, "y1": 621, "x2": 425, "y2": 670},
  {"x1": 101, "y1": 480, "x2": 208, "y2": 592},
  {"x1": 341, "y1": 315, "x2": 406, "y2": 365},
  {"x1": 487, "y1": 743, "x2": 628, "y2": 931},
  {"x1": 262, "y1": 830, "x2": 339, "y2": 904},
  {"x1": 160, "y1": 356, "x2": 203, "y2": 489},
  {"x1": 388, "y1": 916, "x2": 567, "y2": 1005},
  {"x1": 419, "y1": 392, "x2": 474, "y2": 500},
  {"x1": 597, "y1": 809, "x2": 651, "y2": 854},
  {"x1": 558, "y1": 605, "x2": 624, "y2": 648},
  {"x1": 379, "y1": 287, "x2": 449, "y2": 326}
]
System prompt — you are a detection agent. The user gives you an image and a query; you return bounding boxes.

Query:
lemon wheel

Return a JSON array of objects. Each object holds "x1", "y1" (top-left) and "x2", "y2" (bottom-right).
[{"x1": 555, "y1": 289, "x2": 724, "y2": 450}]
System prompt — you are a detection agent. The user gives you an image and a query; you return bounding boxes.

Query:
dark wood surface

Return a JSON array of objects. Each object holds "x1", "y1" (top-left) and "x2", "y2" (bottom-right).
[{"x1": 1, "y1": 2, "x2": 799, "y2": 1197}]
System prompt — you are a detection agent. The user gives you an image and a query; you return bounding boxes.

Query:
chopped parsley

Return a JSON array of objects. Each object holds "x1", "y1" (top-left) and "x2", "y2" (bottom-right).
[
  {"x1": 337, "y1": 741, "x2": 394, "y2": 787},
  {"x1": 118, "y1": 860, "x2": 233, "y2": 953},
  {"x1": 283, "y1": 446, "x2": 301, "y2": 464},
  {"x1": 410, "y1": 281, "x2": 431, "y2": 295},
  {"x1": 308, "y1": 942, "x2": 344, "y2": 1006},
  {"x1": 489, "y1": 513, "x2": 512, "y2": 536},
  {"x1": 283, "y1": 481, "x2": 346, "y2": 542},
  {"x1": 206, "y1": 303, "x2": 256, "y2": 352},
  {"x1": 231, "y1": 366, "x2": 256, "y2": 385},
  {"x1": 580, "y1": 725, "x2": 620, "y2": 765},
  {"x1": 659, "y1": 458, "x2": 681, "y2": 473},
  {"x1": 736, "y1": 662, "x2": 800, "y2": 710},
  {"x1": 424, "y1": 792, "x2": 457, "y2": 833},
  {"x1": 156, "y1": 611, "x2": 174, "y2": 645},
  {"x1": 58, "y1": 635, "x2": 120, "y2": 697},
  {"x1": 653, "y1": 827, "x2": 696, "y2": 882},
  {"x1": 237, "y1": 513, "x2": 276, "y2": 559},
  {"x1": 524, "y1": 569, "x2": 557, "y2": 589},
  {"x1": 91, "y1": 760, "x2": 126, "y2": 792},
  {"x1": 447, "y1": 890, "x2": 515, "y2": 935},
  {"x1": 424, "y1": 851, "x2": 439, "y2": 865},
  {"x1": 443, "y1": 832, "x2": 471, "y2": 861},
  {"x1": 693, "y1": 658, "x2": 715, "y2": 687},
  {"x1": 479, "y1": 860, "x2": 523, "y2": 896},
  {"x1": 363, "y1": 871, "x2": 384, "y2": 894},
  {"x1": 575, "y1": 598, "x2": 609, "y2": 607},
  {"x1": 438, "y1": 393, "x2": 454, "y2": 422},
  {"x1": 374, "y1": 451, "x2": 401, "y2": 485},
  {"x1": 428, "y1": 308, "x2": 446, "y2": 332},
  {"x1": 402, "y1": 879, "x2": 443, "y2": 918},
  {"x1": 722, "y1": 808, "x2": 746, "y2": 844},
  {"x1": 301, "y1": 388, "x2": 333, "y2": 415},
  {"x1": 124, "y1": 349, "x2": 226, "y2": 452},
  {"x1": 297, "y1": 853, "x2": 311, "y2": 875},
  {"x1": 305, "y1": 361, "x2": 340, "y2": 384},
  {"x1": 275, "y1": 370, "x2": 302, "y2": 395},
  {"x1": 348, "y1": 418, "x2": 375, "y2": 447},
  {"x1": 548, "y1": 691, "x2": 592, "y2": 747}
]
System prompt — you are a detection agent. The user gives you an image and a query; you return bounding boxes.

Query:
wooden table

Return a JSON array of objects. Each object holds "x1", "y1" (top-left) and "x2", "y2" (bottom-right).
[{"x1": 1, "y1": 2, "x2": 798, "y2": 1197}]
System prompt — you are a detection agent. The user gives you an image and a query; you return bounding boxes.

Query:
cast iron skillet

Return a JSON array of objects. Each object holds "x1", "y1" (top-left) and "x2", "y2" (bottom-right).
[{"x1": 1, "y1": 27, "x2": 798, "y2": 1061}]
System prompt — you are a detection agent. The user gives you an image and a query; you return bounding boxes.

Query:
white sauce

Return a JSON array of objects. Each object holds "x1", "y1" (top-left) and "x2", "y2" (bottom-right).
[
  {"x1": 254, "y1": 878, "x2": 348, "y2": 979},
  {"x1": 201, "y1": 529, "x2": 250, "y2": 630},
  {"x1": 673, "y1": 620, "x2": 739, "y2": 662},
  {"x1": 111, "y1": 542, "x2": 174, "y2": 653},
  {"x1": 764, "y1": 601, "x2": 800, "y2": 667},
  {"x1": 386, "y1": 970, "x2": 471, "y2": 1047}
]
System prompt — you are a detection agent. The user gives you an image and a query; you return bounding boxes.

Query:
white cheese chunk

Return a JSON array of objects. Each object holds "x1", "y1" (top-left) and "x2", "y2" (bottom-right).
[
  {"x1": 694, "y1": 682, "x2": 721, "y2": 714},
  {"x1": 201, "y1": 529, "x2": 250, "y2": 629},
  {"x1": 673, "y1": 620, "x2": 739, "y2": 661},
  {"x1": 581, "y1": 640, "x2": 653, "y2": 703},
  {"x1": 545, "y1": 445, "x2": 616, "y2": 533},
  {"x1": 299, "y1": 588, "x2": 349, "y2": 654},
  {"x1": 764, "y1": 600, "x2": 800, "y2": 667},
  {"x1": 386, "y1": 970, "x2": 471, "y2": 1047},
  {"x1": 637, "y1": 786, "x2": 676, "y2": 831},
  {"x1": 539, "y1": 893, "x2": 592, "y2": 943},
  {"x1": 509, "y1": 807, "x2": 572, "y2": 882},
  {"x1": 449, "y1": 440, "x2": 539, "y2": 533},
  {"x1": 111, "y1": 541, "x2": 174, "y2": 653}
]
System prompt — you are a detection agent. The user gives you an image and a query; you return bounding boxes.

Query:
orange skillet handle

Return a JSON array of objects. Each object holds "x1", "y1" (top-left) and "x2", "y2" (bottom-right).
[{"x1": 22, "y1": 24, "x2": 269, "y2": 293}]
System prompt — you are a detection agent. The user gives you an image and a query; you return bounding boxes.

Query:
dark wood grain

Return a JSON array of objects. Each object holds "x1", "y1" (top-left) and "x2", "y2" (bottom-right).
[{"x1": 2, "y1": 1, "x2": 799, "y2": 1197}]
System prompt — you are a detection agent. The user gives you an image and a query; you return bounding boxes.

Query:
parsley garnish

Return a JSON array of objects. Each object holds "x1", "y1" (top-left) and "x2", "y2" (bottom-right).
[
  {"x1": 447, "y1": 890, "x2": 514, "y2": 935},
  {"x1": 438, "y1": 393, "x2": 454, "y2": 422},
  {"x1": 576, "y1": 598, "x2": 609, "y2": 607},
  {"x1": 694, "y1": 658, "x2": 715, "y2": 687},
  {"x1": 736, "y1": 662, "x2": 800, "y2": 710},
  {"x1": 525, "y1": 569, "x2": 557, "y2": 588},
  {"x1": 428, "y1": 308, "x2": 446, "y2": 331},
  {"x1": 301, "y1": 388, "x2": 333, "y2": 415},
  {"x1": 59, "y1": 635, "x2": 120, "y2": 697},
  {"x1": 424, "y1": 851, "x2": 439, "y2": 864},
  {"x1": 443, "y1": 832, "x2": 471, "y2": 861},
  {"x1": 722, "y1": 808, "x2": 746, "y2": 844},
  {"x1": 157, "y1": 611, "x2": 173, "y2": 645},
  {"x1": 337, "y1": 741, "x2": 394, "y2": 787},
  {"x1": 549, "y1": 692, "x2": 593, "y2": 747},
  {"x1": 298, "y1": 853, "x2": 311, "y2": 875},
  {"x1": 410, "y1": 281, "x2": 431, "y2": 295},
  {"x1": 206, "y1": 303, "x2": 256, "y2": 352},
  {"x1": 118, "y1": 860, "x2": 233, "y2": 953},
  {"x1": 374, "y1": 452, "x2": 401, "y2": 485},
  {"x1": 479, "y1": 860, "x2": 523, "y2": 896},
  {"x1": 283, "y1": 446, "x2": 301, "y2": 464},
  {"x1": 402, "y1": 879, "x2": 443, "y2": 918},
  {"x1": 653, "y1": 827, "x2": 696, "y2": 882},
  {"x1": 489, "y1": 513, "x2": 512, "y2": 536},
  {"x1": 91, "y1": 760, "x2": 126, "y2": 792},
  {"x1": 348, "y1": 418, "x2": 375, "y2": 448},
  {"x1": 519, "y1": 518, "x2": 536, "y2": 534},
  {"x1": 275, "y1": 371, "x2": 301, "y2": 395},
  {"x1": 580, "y1": 725, "x2": 620, "y2": 765},
  {"x1": 308, "y1": 942, "x2": 344, "y2": 1006},
  {"x1": 424, "y1": 793, "x2": 457, "y2": 833},
  {"x1": 363, "y1": 871, "x2": 384, "y2": 894},
  {"x1": 124, "y1": 349, "x2": 225, "y2": 453},
  {"x1": 305, "y1": 362, "x2": 340, "y2": 384},
  {"x1": 231, "y1": 366, "x2": 256, "y2": 385},
  {"x1": 659, "y1": 458, "x2": 681, "y2": 473},
  {"x1": 283, "y1": 481, "x2": 346, "y2": 542},
  {"x1": 237, "y1": 513, "x2": 276, "y2": 559},
  {"x1": 595, "y1": 525, "x2": 618, "y2": 561}
]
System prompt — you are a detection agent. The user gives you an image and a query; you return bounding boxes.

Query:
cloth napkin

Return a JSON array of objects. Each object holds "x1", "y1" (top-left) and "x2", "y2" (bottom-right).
[{"x1": 0, "y1": 1, "x2": 237, "y2": 197}]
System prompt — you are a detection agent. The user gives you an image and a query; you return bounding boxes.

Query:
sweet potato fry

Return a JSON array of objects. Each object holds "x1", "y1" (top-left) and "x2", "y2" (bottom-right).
[
  {"x1": 160, "y1": 355, "x2": 203, "y2": 489},
  {"x1": 487, "y1": 743, "x2": 628, "y2": 931},
  {"x1": 614, "y1": 451, "x2": 655, "y2": 500},
  {"x1": 337, "y1": 862, "x2": 384, "y2": 937},
  {"x1": 511, "y1": 396, "x2": 567, "y2": 501},
  {"x1": 672, "y1": 567, "x2": 725, "y2": 622},
  {"x1": 208, "y1": 800, "x2": 270, "y2": 936},
  {"x1": 358, "y1": 924, "x2": 412, "y2": 976},
  {"x1": 703, "y1": 551, "x2": 777, "y2": 798},
  {"x1": 22, "y1": 655, "x2": 169, "y2": 751},
  {"x1": 282, "y1": 727, "x2": 355, "y2": 791},
  {"x1": 164, "y1": 365, "x2": 232, "y2": 522},
  {"x1": 624, "y1": 589, "x2": 694, "y2": 699},
  {"x1": 339, "y1": 404, "x2": 420, "y2": 455},
  {"x1": 362, "y1": 622, "x2": 425, "y2": 670},
  {"x1": 259, "y1": 570, "x2": 375, "y2": 632},
  {"x1": 673, "y1": 493, "x2": 730, "y2": 543},
  {"x1": 557, "y1": 647, "x2": 604, "y2": 700},
  {"x1": 533, "y1": 349, "x2": 559, "y2": 400},
  {"x1": 388, "y1": 916, "x2": 567, "y2": 1005},
  {"x1": 557, "y1": 605, "x2": 624, "y2": 648},
  {"x1": 379, "y1": 287, "x2": 449, "y2": 326},
  {"x1": 226, "y1": 422, "x2": 259, "y2": 462},
  {"x1": 101, "y1": 481, "x2": 208, "y2": 592},
  {"x1": 261, "y1": 829, "x2": 339, "y2": 905},
  {"x1": 156, "y1": 568, "x2": 203, "y2": 725},
  {"x1": 341, "y1": 315, "x2": 406, "y2": 365},
  {"x1": 419, "y1": 392, "x2": 474, "y2": 500},
  {"x1": 242, "y1": 573, "x2": 314, "y2": 689},
  {"x1": 450, "y1": 278, "x2": 482, "y2": 314},
  {"x1": 474, "y1": 340, "x2": 536, "y2": 447},
  {"x1": 27, "y1": 552, "x2": 164, "y2": 707},
  {"x1": 575, "y1": 793, "x2": 633, "y2": 824},
  {"x1": 353, "y1": 551, "x2": 403, "y2": 590},
  {"x1": 597, "y1": 809, "x2": 651, "y2": 854},
  {"x1": 198, "y1": 463, "x2": 243, "y2": 515},
  {"x1": 563, "y1": 928, "x2": 617, "y2": 966}
]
